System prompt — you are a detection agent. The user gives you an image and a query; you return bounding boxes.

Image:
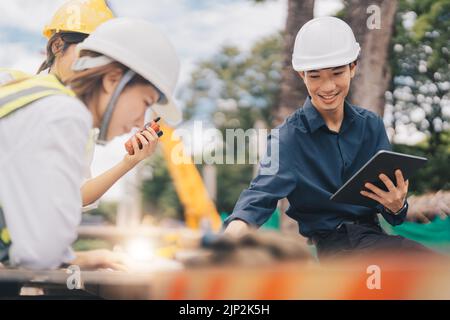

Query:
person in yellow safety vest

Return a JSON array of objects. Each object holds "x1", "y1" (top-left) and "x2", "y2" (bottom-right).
[
  {"x1": 0, "y1": 0, "x2": 116, "y2": 269},
  {"x1": 1, "y1": 0, "x2": 151, "y2": 213},
  {"x1": 0, "y1": 17, "x2": 182, "y2": 270},
  {"x1": 1, "y1": 0, "x2": 177, "y2": 223}
]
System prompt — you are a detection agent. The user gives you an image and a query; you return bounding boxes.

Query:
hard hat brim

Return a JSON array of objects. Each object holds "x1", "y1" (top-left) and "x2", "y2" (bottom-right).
[
  {"x1": 153, "y1": 99, "x2": 182, "y2": 125},
  {"x1": 292, "y1": 42, "x2": 360, "y2": 72},
  {"x1": 293, "y1": 53, "x2": 359, "y2": 72}
]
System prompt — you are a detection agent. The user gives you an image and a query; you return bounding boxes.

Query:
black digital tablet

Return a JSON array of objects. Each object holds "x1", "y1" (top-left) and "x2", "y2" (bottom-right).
[{"x1": 330, "y1": 150, "x2": 427, "y2": 208}]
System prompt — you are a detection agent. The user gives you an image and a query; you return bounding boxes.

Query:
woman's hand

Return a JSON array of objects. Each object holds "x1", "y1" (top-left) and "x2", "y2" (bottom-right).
[
  {"x1": 360, "y1": 169, "x2": 409, "y2": 214},
  {"x1": 71, "y1": 249, "x2": 131, "y2": 271},
  {"x1": 123, "y1": 127, "x2": 159, "y2": 168}
]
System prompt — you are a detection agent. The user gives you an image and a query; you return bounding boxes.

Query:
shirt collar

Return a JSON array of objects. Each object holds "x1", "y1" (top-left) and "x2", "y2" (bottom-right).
[{"x1": 302, "y1": 96, "x2": 358, "y2": 133}]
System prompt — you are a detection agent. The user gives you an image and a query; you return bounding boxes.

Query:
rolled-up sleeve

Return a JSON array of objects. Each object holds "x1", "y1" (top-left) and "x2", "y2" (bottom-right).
[{"x1": 224, "y1": 126, "x2": 298, "y2": 228}]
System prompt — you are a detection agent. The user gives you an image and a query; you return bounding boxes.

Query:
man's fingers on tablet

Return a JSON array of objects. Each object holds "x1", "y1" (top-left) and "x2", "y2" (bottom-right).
[
  {"x1": 360, "y1": 190, "x2": 383, "y2": 204},
  {"x1": 364, "y1": 183, "x2": 386, "y2": 198},
  {"x1": 379, "y1": 174, "x2": 396, "y2": 192},
  {"x1": 395, "y1": 169, "x2": 406, "y2": 189}
]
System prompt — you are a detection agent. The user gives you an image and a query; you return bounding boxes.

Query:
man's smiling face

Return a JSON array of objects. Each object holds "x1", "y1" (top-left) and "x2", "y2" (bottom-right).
[{"x1": 299, "y1": 63, "x2": 357, "y2": 113}]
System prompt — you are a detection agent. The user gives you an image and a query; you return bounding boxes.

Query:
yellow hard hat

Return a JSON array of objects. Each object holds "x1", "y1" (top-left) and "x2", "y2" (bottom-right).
[{"x1": 42, "y1": 0, "x2": 115, "y2": 39}]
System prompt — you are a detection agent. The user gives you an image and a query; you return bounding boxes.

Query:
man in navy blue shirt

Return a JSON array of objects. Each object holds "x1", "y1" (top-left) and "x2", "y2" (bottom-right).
[{"x1": 223, "y1": 17, "x2": 430, "y2": 259}]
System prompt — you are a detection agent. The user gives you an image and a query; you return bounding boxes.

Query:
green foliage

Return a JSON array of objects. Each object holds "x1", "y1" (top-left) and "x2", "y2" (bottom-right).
[
  {"x1": 393, "y1": 131, "x2": 450, "y2": 194},
  {"x1": 182, "y1": 33, "x2": 283, "y2": 127},
  {"x1": 85, "y1": 202, "x2": 118, "y2": 225},
  {"x1": 412, "y1": 0, "x2": 450, "y2": 70},
  {"x1": 387, "y1": 0, "x2": 449, "y2": 155},
  {"x1": 216, "y1": 163, "x2": 254, "y2": 213},
  {"x1": 141, "y1": 150, "x2": 183, "y2": 220},
  {"x1": 72, "y1": 239, "x2": 112, "y2": 251}
]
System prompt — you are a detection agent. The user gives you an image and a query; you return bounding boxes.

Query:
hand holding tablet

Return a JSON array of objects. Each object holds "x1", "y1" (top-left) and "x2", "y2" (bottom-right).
[
  {"x1": 330, "y1": 150, "x2": 428, "y2": 208},
  {"x1": 360, "y1": 169, "x2": 409, "y2": 213}
]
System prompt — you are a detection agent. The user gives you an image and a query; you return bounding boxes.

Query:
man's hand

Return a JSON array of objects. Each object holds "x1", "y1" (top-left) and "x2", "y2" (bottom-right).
[
  {"x1": 223, "y1": 219, "x2": 250, "y2": 237},
  {"x1": 360, "y1": 169, "x2": 408, "y2": 214}
]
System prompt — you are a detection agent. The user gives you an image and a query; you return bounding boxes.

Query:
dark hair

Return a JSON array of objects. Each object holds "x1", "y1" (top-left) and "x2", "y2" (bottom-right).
[{"x1": 37, "y1": 32, "x2": 88, "y2": 74}]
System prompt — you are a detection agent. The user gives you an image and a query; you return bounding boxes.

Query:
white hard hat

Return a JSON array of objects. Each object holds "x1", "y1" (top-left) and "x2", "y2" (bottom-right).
[
  {"x1": 292, "y1": 16, "x2": 360, "y2": 72},
  {"x1": 74, "y1": 17, "x2": 182, "y2": 124}
]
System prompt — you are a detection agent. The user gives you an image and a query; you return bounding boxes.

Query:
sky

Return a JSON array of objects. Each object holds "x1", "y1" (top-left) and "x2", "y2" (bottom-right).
[
  {"x1": 0, "y1": 0, "x2": 345, "y2": 83},
  {"x1": 0, "y1": 0, "x2": 367, "y2": 201}
]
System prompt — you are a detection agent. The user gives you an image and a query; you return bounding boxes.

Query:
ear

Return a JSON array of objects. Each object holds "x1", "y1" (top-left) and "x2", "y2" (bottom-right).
[
  {"x1": 349, "y1": 61, "x2": 358, "y2": 78},
  {"x1": 51, "y1": 38, "x2": 65, "y2": 56},
  {"x1": 102, "y1": 68, "x2": 124, "y2": 94},
  {"x1": 298, "y1": 71, "x2": 306, "y2": 81}
]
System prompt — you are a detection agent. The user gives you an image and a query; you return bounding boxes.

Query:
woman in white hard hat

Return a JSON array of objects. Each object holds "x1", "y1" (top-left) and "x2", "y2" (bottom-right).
[
  {"x1": 0, "y1": 17, "x2": 181, "y2": 270},
  {"x1": 1, "y1": 0, "x2": 163, "y2": 214},
  {"x1": 224, "y1": 17, "x2": 434, "y2": 259}
]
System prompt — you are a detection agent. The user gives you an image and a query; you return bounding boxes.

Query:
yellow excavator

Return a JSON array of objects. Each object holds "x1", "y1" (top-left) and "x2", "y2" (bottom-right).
[{"x1": 159, "y1": 122, "x2": 222, "y2": 231}]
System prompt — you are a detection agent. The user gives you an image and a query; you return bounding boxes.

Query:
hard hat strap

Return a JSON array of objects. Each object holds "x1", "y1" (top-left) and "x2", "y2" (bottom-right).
[{"x1": 97, "y1": 69, "x2": 136, "y2": 145}]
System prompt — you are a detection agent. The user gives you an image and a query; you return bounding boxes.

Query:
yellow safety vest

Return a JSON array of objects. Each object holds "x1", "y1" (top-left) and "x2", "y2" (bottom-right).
[
  {"x1": 0, "y1": 74, "x2": 75, "y2": 119},
  {"x1": 0, "y1": 68, "x2": 29, "y2": 86},
  {"x1": 0, "y1": 74, "x2": 75, "y2": 255}
]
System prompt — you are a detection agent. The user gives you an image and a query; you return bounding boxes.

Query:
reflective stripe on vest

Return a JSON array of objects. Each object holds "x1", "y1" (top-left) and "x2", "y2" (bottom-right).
[{"x1": 0, "y1": 74, "x2": 75, "y2": 119}]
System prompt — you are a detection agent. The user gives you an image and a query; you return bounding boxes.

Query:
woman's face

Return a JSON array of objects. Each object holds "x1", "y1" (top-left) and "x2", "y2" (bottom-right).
[
  {"x1": 107, "y1": 83, "x2": 160, "y2": 140},
  {"x1": 96, "y1": 70, "x2": 160, "y2": 141}
]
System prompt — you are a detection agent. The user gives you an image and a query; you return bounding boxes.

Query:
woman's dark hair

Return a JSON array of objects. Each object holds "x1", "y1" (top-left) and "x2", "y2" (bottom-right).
[{"x1": 37, "y1": 32, "x2": 88, "y2": 74}]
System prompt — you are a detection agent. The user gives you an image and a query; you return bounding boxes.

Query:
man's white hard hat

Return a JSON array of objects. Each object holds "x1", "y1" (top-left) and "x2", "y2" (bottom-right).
[{"x1": 292, "y1": 16, "x2": 360, "y2": 72}]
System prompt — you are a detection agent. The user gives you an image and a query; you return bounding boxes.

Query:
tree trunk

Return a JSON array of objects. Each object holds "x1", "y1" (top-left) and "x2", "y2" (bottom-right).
[
  {"x1": 345, "y1": 0, "x2": 397, "y2": 116},
  {"x1": 273, "y1": 0, "x2": 315, "y2": 126}
]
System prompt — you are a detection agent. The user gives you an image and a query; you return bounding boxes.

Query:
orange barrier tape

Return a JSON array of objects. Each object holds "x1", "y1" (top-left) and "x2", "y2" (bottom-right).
[{"x1": 151, "y1": 253, "x2": 450, "y2": 299}]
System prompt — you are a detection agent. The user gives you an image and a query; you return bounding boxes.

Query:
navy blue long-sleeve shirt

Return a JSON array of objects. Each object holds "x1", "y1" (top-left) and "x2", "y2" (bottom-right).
[{"x1": 224, "y1": 97, "x2": 407, "y2": 238}]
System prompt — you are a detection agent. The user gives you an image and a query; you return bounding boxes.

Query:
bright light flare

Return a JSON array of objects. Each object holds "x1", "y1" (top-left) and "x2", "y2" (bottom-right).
[{"x1": 125, "y1": 238, "x2": 155, "y2": 262}]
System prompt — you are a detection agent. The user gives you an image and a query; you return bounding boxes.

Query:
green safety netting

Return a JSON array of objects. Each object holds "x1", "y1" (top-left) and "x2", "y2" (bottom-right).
[{"x1": 380, "y1": 216, "x2": 450, "y2": 254}]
